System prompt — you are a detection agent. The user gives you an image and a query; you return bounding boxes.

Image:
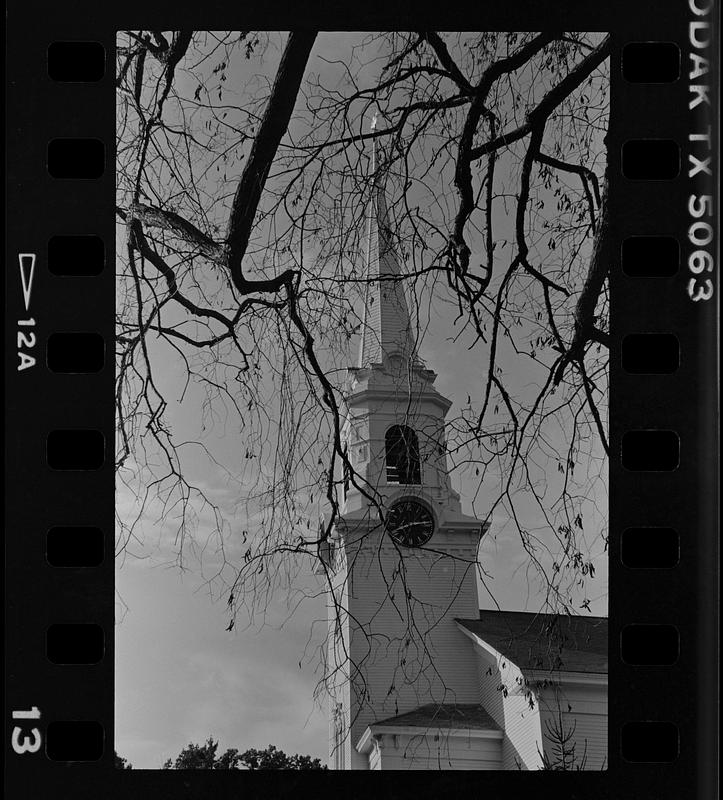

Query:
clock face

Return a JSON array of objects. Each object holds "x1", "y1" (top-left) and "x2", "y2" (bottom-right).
[{"x1": 386, "y1": 500, "x2": 435, "y2": 548}]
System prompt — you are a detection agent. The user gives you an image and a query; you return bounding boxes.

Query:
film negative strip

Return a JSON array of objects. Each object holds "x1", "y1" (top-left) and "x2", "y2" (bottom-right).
[{"x1": 5, "y1": 3, "x2": 718, "y2": 798}]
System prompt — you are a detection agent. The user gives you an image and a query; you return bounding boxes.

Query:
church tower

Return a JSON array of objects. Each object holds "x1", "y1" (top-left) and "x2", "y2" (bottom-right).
[{"x1": 324, "y1": 122, "x2": 489, "y2": 770}]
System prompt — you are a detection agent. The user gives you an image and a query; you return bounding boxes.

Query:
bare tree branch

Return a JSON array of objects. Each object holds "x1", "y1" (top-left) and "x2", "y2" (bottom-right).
[{"x1": 226, "y1": 31, "x2": 317, "y2": 293}]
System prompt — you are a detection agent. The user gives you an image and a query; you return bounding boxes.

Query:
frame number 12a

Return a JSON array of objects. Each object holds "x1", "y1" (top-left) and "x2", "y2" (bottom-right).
[{"x1": 17, "y1": 253, "x2": 37, "y2": 372}]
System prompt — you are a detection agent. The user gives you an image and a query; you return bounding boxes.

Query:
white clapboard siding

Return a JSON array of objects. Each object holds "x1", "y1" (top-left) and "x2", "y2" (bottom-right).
[
  {"x1": 341, "y1": 538, "x2": 481, "y2": 768},
  {"x1": 538, "y1": 681, "x2": 608, "y2": 770},
  {"x1": 475, "y1": 648, "x2": 544, "y2": 769},
  {"x1": 501, "y1": 693, "x2": 544, "y2": 770},
  {"x1": 371, "y1": 731, "x2": 502, "y2": 770}
]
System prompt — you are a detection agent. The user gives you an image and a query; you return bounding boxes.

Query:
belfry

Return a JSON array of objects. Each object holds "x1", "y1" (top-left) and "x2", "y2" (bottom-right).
[{"x1": 321, "y1": 122, "x2": 607, "y2": 770}]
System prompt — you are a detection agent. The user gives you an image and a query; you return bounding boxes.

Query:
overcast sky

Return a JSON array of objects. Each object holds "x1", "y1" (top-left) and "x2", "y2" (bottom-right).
[{"x1": 115, "y1": 31, "x2": 609, "y2": 769}]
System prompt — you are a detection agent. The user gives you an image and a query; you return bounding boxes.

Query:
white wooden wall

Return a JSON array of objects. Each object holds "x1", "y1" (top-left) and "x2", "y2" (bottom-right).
[
  {"x1": 369, "y1": 731, "x2": 503, "y2": 770},
  {"x1": 475, "y1": 650, "x2": 544, "y2": 769},
  {"x1": 538, "y1": 682, "x2": 608, "y2": 770}
]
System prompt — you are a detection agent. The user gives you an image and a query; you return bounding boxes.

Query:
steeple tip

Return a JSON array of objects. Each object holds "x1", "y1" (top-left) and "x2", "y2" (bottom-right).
[{"x1": 356, "y1": 129, "x2": 423, "y2": 372}]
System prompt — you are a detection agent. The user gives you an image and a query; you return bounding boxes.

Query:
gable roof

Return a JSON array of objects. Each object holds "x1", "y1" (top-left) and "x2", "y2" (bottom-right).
[
  {"x1": 373, "y1": 703, "x2": 501, "y2": 732},
  {"x1": 456, "y1": 610, "x2": 608, "y2": 674}
]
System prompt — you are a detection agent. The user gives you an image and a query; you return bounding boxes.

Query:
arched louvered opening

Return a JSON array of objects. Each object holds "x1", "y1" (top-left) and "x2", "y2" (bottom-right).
[{"x1": 385, "y1": 425, "x2": 421, "y2": 484}]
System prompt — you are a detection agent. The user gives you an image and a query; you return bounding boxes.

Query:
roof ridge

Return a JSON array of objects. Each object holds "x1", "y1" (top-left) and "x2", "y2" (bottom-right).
[
  {"x1": 468, "y1": 609, "x2": 609, "y2": 622},
  {"x1": 372, "y1": 702, "x2": 501, "y2": 731},
  {"x1": 456, "y1": 614, "x2": 608, "y2": 673}
]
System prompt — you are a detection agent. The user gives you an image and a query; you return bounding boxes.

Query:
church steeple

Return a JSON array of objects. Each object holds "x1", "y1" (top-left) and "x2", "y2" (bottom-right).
[
  {"x1": 326, "y1": 117, "x2": 489, "y2": 770},
  {"x1": 358, "y1": 116, "x2": 420, "y2": 369},
  {"x1": 342, "y1": 115, "x2": 459, "y2": 512}
]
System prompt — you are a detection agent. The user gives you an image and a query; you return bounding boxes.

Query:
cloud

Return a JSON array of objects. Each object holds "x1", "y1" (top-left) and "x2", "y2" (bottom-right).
[{"x1": 116, "y1": 548, "x2": 328, "y2": 768}]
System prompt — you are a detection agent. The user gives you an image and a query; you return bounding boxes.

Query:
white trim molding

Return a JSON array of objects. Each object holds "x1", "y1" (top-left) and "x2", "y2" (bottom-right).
[{"x1": 356, "y1": 724, "x2": 503, "y2": 755}]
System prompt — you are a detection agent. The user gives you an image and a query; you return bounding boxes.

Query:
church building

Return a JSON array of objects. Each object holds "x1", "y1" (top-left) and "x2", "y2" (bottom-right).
[{"x1": 319, "y1": 136, "x2": 608, "y2": 771}]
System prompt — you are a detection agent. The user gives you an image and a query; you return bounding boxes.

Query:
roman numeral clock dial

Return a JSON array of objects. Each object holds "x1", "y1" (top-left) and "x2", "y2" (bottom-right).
[{"x1": 385, "y1": 500, "x2": 435, "y2": 548}]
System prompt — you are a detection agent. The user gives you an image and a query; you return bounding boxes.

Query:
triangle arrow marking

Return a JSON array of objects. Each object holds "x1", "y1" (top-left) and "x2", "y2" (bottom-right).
[{"x1": 18, "y1": 253, "x2": 36, "y2": 312}]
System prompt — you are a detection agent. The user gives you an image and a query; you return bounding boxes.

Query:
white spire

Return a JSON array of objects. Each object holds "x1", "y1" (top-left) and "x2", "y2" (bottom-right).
[{"x1": 357, "y1": 116, "x2": 419, "y2": 369}]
